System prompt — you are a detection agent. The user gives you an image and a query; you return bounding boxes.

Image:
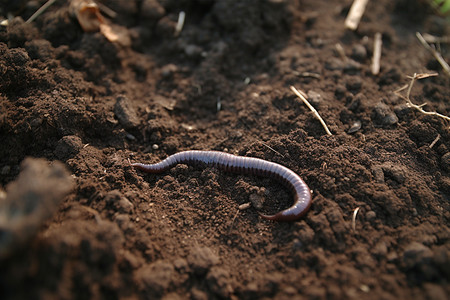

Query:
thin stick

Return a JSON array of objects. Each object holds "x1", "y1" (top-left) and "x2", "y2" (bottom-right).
[
  {"x1": 416, "y1": 32, "x2": 450, "y2": 77},
  {"x1": 394, "y1": 73, "x2": 450, "y2": 123},
  {"x1": 290, "y1": 86, "x2": 332, "y2": 136},
  {"x1": 174, "y1": 11, "x2": 186, "y2": 37},
  {"x1": 352, "y1": 207, "x2": 360, "y2": 232},
  {"x1": 371, "y1": 32, "x2": 382, "y2": 75},
  {"x1": 261, "y1": 142, "x2": 285, "y2": 158},
  {"x1": 429, "y1": 134, "x2": 440, "y2": 149},
  {"x1": 26, "y1": 0, "x2": 57, "y2": 23},
  {"x1": 345, "y1": 0, "x2": 369, "y2": 30},
  {"x1": 97, "y1": 2, "x2": 117, "y2": 18}
]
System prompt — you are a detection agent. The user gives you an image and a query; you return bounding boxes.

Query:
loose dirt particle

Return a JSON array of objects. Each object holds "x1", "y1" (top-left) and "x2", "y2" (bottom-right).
[{"x1": 187, "y1": 246, "x2": 219, "y2": 275}]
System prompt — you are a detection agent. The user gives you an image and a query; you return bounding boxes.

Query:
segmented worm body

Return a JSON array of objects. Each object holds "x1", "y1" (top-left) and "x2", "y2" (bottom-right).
[{"x1": 132, "y1": 151, "x2": 312, "y2": 221}]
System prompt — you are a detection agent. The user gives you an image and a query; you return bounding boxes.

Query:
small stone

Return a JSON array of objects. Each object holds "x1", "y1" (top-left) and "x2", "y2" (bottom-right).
[
  {"x1": 351, "y1": 44, "x2": 367, "y2": 61},
  {"x1": 54, "y1": 135, "x2": 83, "y2": 160},
  {"x1": 249, "y1": 193, "x2": 264, "y2": 210},
  {"x1": 381, "y1": 163, "x2": 406, "y2": 184},
  {"x1": 372, "y1": 102, "x2": 398, "y2": 126},
  {"x1": 187, "y1": 246, "x2": 219, "y2": 275},
  {"x1": 114, "y1": 95, "x2": 140, "y2": 130},
  {"x1": 365, "y1": 211, "x2": 376, "y2": 220},
  {"x1": 348, "y1": 120, "x2": 361, "y2": 134},
  {"x1": 161, "y1": 64, "x2": 178, "y2": 78},
  {"x1": 441, "y1": 152, "x2": 450, "y2": 171},
  {"x1": 206, "y1": 267, "x2": 233, "y2": 298},
  {"x1": 307, "y1": 90, "x2": 322, "y2": 106}
]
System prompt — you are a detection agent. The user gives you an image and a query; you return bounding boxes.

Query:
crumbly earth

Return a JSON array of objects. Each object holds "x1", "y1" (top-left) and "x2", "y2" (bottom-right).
[{"x1": 0, "y1": 0, "x2": 449, "y2": 299}]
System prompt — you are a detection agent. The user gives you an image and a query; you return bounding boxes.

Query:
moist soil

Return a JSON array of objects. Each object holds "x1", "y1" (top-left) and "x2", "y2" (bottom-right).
[{"x1": 1, "y1": 0, "x2": 449, "y2": 299}]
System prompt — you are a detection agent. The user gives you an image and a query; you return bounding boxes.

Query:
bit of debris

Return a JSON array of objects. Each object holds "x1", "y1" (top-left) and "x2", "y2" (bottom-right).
[
  {"x1": 345, "y1": 0, "x2": 369, "y2": 30},
  {"x1": 371, "y1": 32, "x2": 382, "y2": 75}
]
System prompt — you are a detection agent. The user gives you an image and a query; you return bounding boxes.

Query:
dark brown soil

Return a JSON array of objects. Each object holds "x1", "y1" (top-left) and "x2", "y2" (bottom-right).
[{"x1": 1, "y1": 0, "x2": 449, "y2": 299}]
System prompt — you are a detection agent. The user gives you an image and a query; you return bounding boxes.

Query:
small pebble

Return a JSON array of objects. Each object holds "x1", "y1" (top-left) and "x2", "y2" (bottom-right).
[
  {"x1": 54, "y1": 135, "x2": 83, "y2": 160},
  {"x1": 249, "y1": 193, "x2": 264, "y2": 210},
  {"x1": 365, "y1": 211, "x2": 376, "y2": 220},
  {"x1": 372, "y1": 102, "x2": 398, "y2": 126},
  {"x1": 351, "y1": 44, "x2": 367, "y2": 61},
  {"x1": 114, "y1": 95, "x2": 140, "y2": 130},
  {"x1": 348, "y1": 120, "x2": 361, "y2": 134},
  {"x1": 307, "y1": 90, "x2": 322, "y2": 106}
]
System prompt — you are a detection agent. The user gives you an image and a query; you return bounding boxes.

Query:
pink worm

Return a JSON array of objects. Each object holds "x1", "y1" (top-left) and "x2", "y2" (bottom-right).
[{"x1": 132, "y1": 150, "x2": 312, "y2": 221}]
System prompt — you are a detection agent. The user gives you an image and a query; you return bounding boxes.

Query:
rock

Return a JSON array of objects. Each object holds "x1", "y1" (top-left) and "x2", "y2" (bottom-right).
[
  {"x1": 307, "y1": 90, "x2": 322, "y2": 106},
  {"x1": 135, "y1": 260, "x2": 174, "y2": 295},
  {"x1": 372, "y1": 102, "x2": 398, "y2": 126},
  {"x1": 249, "y1": 193, "x2": 264, "y2": 210},
  {"x1": 54, "y1": 135, "x2": 83, "y2": 160},
  {"x1": 206, "y1": 267, "x2": 233, "y2": 298},
  {"x1": 161, "y1": 64, "x2": 178, "y2": 78},
  {"x1": 351, "y1": 44, "x2": 367, "y2": 61},
  {"x1": 0, "y1": 158, "x2": 74, "y2": 259},
  {"x1": 365, "y1": 210, "x2": 376, "y2": 220},
  {"x1": 381, "y1": 163, "x2": 406, "y2": 184},
  {"x1": 347, "y1": 120, "x2": 361, "y2": 134},
  {"x1": 114, "y1": 95, "x2": 140, "y2": 129},
  {"x1": 187, "y1": 246, "x2": 219, "y2": 275}
]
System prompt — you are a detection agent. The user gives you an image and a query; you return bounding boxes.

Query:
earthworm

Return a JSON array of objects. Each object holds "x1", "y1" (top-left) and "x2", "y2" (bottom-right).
[{"x1": 131, "y1": 151, "x2": 312, "y2": 221}]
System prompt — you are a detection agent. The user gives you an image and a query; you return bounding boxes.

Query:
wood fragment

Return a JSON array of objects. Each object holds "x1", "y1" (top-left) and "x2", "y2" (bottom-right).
[
  {"x1": 416, "y1": 32, "x2": 450, "y2": 77},
  {"x1": 290, "y1": 86, "x2": 332, "y2": 136},
  {"x1": 429, "y1": 134, "x2": 440, "y2": 148},
  {"x1": 352, "y1": 207, "x2": 360, "y2": 232},
  {"x1": 345, "y1": 0, "x2": 369, "y2": 30},
  {"x1": 394, "y1": 73, "x2": 450, "y2": 123},
  {"x1": 371, "y1": 32, "x2": 382, "y2": 75},
  {"x1": 174, "y1": 11, "x2": 186, "y2": 37},
  {"x1": 26, "y1": 0, "x2": 57, "y2": 23}
]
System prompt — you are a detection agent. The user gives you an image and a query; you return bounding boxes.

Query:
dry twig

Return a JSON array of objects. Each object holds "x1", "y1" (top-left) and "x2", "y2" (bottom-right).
[
  {"x1": 429, "y1": 134, "x2": 441, "y2": 148},
  {"x1": 394, "y1": 72, "x2": 450, "y2": 124},
  {"x1": 371, "y1": 32, "x2": 382, "y2": 75},
  {"x1": 174, "y1": 11, "x2": 186, "y2": 37},
  {"x1": 352, "y1": 207, "x2": 360, "y2": 232},
  {"x1": 26, "y1": 0, "x2": 57, "y2": 23},
  {"x1": 290, "y1": 86, "x2": 332, "y2": 136},
  {"x1": 416, "y1": 32, "x2": 450, "y2": 77},
  {"x1": 345, "y1": 0, "x2": 369, "y2": 30}
]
